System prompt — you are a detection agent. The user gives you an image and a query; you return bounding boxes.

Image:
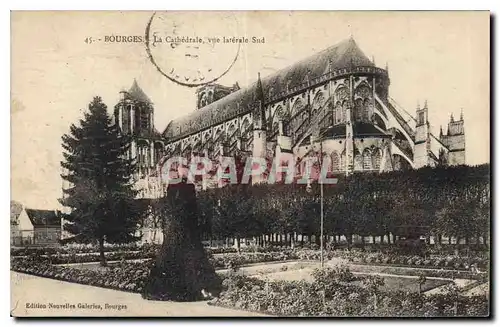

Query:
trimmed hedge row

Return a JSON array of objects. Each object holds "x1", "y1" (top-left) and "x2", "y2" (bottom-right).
[{"x1": 11, "y1": 243, "x2": 144, "y2": 256}]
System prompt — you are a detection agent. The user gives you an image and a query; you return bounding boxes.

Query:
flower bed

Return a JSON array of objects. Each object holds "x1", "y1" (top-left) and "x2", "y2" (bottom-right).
[
  {"x1": 210, "y1": 252, "x2": 298, "y2": 269},
  {"x1": 11, "y1": 244, "x2": 490, "y2": 274},
  {"x1": 210, "y1": 269, "x2": 489, "y2": 317},
  {"x1": 11, "y1": 257, "x2": 150, "y2": 293},
  {"x1": 352, "y1": 254, "x2": 488, "y2": 271},
  {"x1": 10, "y1": 252, "x2": 298, "y2": 296},
  {"x1": 34, "y1": 248, "x2": 158, "y2": 265},
  {"x1": 10, "y1": 243, "x2": 154, "y2": 257}
]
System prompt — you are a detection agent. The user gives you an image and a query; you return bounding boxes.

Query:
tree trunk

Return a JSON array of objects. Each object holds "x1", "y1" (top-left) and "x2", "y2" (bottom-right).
[
  {"x1": 346, "y1": 234, "x2": 352, "y2": 250},
  {"x1": 300, "y1": 234, "x2": 305, "y2": 246},
  {"x1": 236, "y1": 238, "x2": 241, "y2": 252},
  {"x1": 371, "y1": 236, "x2": 376, "y2": 244},
  {"x1": 290, "y1": 233, "x2": 295, "y2": 249},
  {"x1": 99, "y1": 237, "x2": 106, "y2": 267},
  {"x1": 448, "y1": 236, "x2": 451, "y2": 245},
  {"x1": 142, "y1": 181, "x2": 221, "y2": 302}
]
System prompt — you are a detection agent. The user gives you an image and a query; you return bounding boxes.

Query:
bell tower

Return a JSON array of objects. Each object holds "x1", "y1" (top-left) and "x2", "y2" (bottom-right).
[
  {"x1": 414, "y1": 100, "x2": 430, "y2": 168},
  {"x1": 115, "y1": 79, "x2": 157, "y2": 178},
  {"x1": 440, "y1": 110, "x2": 466, "y2": 165}
]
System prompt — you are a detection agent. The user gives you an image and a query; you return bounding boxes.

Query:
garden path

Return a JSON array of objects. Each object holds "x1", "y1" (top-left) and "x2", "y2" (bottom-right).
[{"x1": 10, "y1": 272, "x2": 267, "y2": 317}]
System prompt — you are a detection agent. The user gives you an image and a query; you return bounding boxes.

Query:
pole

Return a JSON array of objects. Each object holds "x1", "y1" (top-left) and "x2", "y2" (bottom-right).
[
  {"x1": 320, "y1": 139, "x2": 324, "y2": 268},
  {"x1": 320, "y1": 176, "x2": 324, "y2": 268}
]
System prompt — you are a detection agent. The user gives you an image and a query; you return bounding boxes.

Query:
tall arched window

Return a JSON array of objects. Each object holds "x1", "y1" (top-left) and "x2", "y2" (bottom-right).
[
  {"x1": 331, "y1": 151, "x2": 340, "y2": 172},
  {"x1": 342, "y1": 101, "x2": 348, "y2": 122},
  {"x1": 334, "y1": 101, "x2": 342, "y2": 124},
  {"x1": 340, "y1": 150, "x2": 346, "y2": 171},
  {"x1": 354, "y1": 151, "x2": 363, "y2": 171},
  {"x1": 362, "y1": 149, "x2": 372, "y2": 170},
  {"x1": 354, "y1": 84, "x2": 372, "y2": 123},
  {"x1": 355, "y1": 98, "x2": 363, "y2": 122},
  {"x1": 372, "y1": 148, "x2": 382, "y2": 171},
  {"x1": 363, "y1": 99, "x2": 371, "y2": 121},
  {"x1": 335, "y1": 86, "x2": 349, "y2": 122}
]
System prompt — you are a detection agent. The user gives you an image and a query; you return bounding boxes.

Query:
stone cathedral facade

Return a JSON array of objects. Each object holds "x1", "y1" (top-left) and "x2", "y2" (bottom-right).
[{"x1": 112, "y1": 38, "x2": 466, "y2": 198}]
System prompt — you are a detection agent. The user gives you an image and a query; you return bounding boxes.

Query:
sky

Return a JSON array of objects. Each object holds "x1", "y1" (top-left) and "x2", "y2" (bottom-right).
[{"x1": 11, "y1": 11, "x2": 490, "y2": 209}]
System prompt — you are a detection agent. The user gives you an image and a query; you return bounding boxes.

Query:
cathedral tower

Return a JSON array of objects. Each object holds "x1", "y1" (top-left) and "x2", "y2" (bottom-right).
[
  {"x1": 414, "y1": 101, "x2": 430, "y2": 168},
  {"x1": 440, "y1": 111, "x2": 466, "y2": 165},
  {"x1": 115, "y1": 79, "x2": 157, "y2": 177}
]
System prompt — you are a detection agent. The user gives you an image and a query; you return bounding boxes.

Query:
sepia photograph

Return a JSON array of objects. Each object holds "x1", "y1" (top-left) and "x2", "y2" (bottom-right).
[{"x1": 10, "y1": 10, "x2": 490, "y2": 318}]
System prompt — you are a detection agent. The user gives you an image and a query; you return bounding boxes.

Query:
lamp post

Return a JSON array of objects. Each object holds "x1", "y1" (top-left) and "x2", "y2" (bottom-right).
[
  {"x1": 319, "y1": 139, "x2": 324, "y2": 268},
  {"x1": 307, "y1": 141, "x2": 325, "y2": 269}
]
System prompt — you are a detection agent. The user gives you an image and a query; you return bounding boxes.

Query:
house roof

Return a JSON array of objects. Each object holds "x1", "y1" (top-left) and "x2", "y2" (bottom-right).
[
  {"x1": 25, "y1": 209, "x2": 60, "y2": 227},
  {"x1": 162, "y1": 38, "x2": 375, "y2": 141}
]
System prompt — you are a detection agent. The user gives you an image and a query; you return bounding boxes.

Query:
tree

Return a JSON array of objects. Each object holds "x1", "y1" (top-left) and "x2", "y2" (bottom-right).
[
  {"x1": 10, "y1": 200, "x2": 23, "y2": 225},
  {"x1": 59, "y1": 96, "x2": 141, "y2": 266},
  {"x1": 142, "y1": 178, "x2": 221, "y2": 301}
]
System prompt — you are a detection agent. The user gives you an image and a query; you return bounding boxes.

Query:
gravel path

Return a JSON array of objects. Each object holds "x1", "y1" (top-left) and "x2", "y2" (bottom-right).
[{"x1": 10, "y1": 272, "x2": 267, "y2": 317}]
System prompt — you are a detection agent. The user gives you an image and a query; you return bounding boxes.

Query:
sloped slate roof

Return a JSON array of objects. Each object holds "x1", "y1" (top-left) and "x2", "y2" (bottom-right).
[
  {"x1": 163, "y1": 38, "x2": 374, "y2": 141},
  {"x1": 127, "y1": 79, "x2": 152, "y2": 103},
  {"x1": 25, "y1": 209, "x2": 60, "y2": 227}
]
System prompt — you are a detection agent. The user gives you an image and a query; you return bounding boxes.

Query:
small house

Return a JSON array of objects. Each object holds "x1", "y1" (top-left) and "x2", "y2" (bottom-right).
[{"x1": 11, "y1": 205, "x2": 61, "y2": 247}]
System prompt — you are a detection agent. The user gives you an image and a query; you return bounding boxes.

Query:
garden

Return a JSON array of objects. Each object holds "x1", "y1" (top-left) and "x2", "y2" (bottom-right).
[
  {"x1": 11, "y1": 241, "x2": 489, "y2": 317},
  {"x1": 13, "y1": 96, "x2": 488, "y2": 316}
]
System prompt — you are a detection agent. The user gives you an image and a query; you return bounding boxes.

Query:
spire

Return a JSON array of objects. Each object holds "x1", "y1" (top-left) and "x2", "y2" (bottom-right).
[
  {"x1": 424, "y1": 99, "x2": 428, "y2": 109},
  {"x1": 372, "y1": 55, "x2": 375, "y2": 65},
  {"x1": 128, "y1": 78, "x2": 152, "y2": 103},
  {"x1": 450, "y1": 113, "x2": 454, "y2": 122},
  {"x1": 439, "y1": 125, "x2": 443, "y2": 138},
  {"x1": 460, "y1": 108, "x2": 464, "y2": 121},
  {"x1": 417, "y1": 101, "x2": 420, "y2": 110},
  {"x1": 255, "y1": 72, "x2": 265, "y2": 104},
  {"x1": 385, "y1": 62, "x2": 389, "y2": 72}
]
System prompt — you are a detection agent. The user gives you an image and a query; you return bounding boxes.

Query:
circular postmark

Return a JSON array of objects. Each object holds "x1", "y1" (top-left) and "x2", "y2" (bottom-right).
[{"x1": 145, "y1": 12, "x2": 241, "y2": 88}]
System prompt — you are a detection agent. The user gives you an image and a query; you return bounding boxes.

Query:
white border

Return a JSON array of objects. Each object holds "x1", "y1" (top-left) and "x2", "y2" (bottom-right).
[{"x1": 2, "y1": 1, "x2": 497, "y2": 326}]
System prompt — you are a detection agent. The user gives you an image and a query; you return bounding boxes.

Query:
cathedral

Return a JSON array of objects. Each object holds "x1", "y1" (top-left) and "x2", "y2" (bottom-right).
[{"x1": 112, "y1": 38, "x2": 466, "y2": 198}]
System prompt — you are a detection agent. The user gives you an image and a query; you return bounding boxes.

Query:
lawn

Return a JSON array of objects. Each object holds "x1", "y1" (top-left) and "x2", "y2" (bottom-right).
[{"x1": 253, "y1": 265, "x2": 451, "y2": 293}]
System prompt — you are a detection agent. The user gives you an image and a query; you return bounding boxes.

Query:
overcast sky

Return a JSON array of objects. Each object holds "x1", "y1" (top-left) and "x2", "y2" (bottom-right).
[{"x1": 11, "y1": 11, "x2": 489, "y2": 209}]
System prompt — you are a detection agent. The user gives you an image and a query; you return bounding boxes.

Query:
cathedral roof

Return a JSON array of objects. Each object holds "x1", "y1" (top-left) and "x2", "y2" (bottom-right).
[
  {"x1": 127, "y1": 79, "x2": 152, "y2": 103},
  {"x1": 163, "y1": 38, "x2": 375, "y2": 141}
]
